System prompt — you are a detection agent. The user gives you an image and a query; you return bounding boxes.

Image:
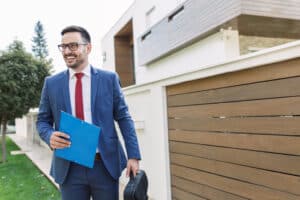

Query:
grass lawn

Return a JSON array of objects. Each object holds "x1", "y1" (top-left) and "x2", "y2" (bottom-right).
[{"x1": 0, "y1": 137, "x2": 60, "y2": 200}]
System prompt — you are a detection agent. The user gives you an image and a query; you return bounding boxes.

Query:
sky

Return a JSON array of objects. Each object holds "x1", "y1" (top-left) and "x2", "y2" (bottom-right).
[{"x1": 0, "y1": 0, "x2": 134, "y2": 73}]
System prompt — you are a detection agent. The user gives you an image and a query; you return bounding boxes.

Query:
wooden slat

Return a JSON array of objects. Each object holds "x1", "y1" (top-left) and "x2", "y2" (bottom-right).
[
  {"x1": 172, "y1": 176, "x2": 248, "y2": 200},
  {"x1": 172, "y1": 187, "x2": 206, "y2": 200},
  {"x1": 169, "y1": 130, "x2": 300, "y2": 155},
  {"x1": 171, "y1": 165, "x2": 300, "y2": 200},
  {"x1": 171, "y1": 153, "x2": 300, "y2": 195},
  {"x1": 168, "y1": 117, "x2": 300, "y2": 136},
  {"x1": 169, "y1": 141, "x2": 300, "y2": 176},
  {"x1": 167, "y1": 58, "x2": 300, "y2": 96},
  {"x1": 168, "y1": 76, "x2": 300, "y2": 107},
  {"x1": 168, "y1": 96, "x2": 300, "y2": 118}
]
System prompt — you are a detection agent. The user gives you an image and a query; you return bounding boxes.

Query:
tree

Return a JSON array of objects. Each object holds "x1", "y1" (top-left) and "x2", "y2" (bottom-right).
[
  {"x1": 32, "y1": 21, "x2": 53, "y2": 73},
  {"x1": 32, "y1": 21, "x2": 49, "y2": 60},
  {"x1": 0, "y1": 40, "x2": 50, "y2": 163}
]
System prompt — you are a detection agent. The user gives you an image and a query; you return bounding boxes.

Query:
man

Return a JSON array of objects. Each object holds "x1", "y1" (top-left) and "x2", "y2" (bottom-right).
[{"x1": 36, "y1": 25, "x2": 141, "y2": 200}]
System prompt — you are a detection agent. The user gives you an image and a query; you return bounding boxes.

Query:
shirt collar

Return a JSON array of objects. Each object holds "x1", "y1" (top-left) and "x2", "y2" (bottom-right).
[{"x1": 69, "y1": 64, "x2": 91, "y2": 79}]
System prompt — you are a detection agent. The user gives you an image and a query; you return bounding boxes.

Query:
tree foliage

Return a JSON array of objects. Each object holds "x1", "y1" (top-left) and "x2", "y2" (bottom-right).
[
  {"x1": 0, "y1": 40, "x2": 50, "y2": 162},
  {"x1": 32, "y1": 21, "x2": 49, "y2": 60}
]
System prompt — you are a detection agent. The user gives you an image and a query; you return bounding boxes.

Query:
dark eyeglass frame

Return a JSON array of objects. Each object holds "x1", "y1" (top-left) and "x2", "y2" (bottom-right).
[{"x1": 57, "y1": 42, "x2": 88, "y2": 52}]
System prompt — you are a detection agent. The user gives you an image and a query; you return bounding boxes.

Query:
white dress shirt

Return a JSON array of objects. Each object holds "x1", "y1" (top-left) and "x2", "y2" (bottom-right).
[
  {"x1": 69, "y1": 65, "x2": 98, "y2": 152},
  {"x1": 69, "y1": 65, "x2": 92, "y2": 124}
]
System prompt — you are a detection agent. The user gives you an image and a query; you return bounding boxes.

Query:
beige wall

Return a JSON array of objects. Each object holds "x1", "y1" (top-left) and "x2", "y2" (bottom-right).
[{"x1": 239, "y1": 35, "x2": 296, "y2": 55}]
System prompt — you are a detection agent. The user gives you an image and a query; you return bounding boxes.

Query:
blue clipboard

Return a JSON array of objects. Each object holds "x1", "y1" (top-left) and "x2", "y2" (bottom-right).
[{"x1": 55, "y1": 111, "x2": 101, "y2": 168}]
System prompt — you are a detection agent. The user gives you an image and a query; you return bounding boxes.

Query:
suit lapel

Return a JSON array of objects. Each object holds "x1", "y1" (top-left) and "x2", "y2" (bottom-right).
[
  {"x1": 91, "y1": 66, "x2": 99, "y2": 122},
  {"x1": 62, "y1": 70, "x2": 72, "y2": 114}
]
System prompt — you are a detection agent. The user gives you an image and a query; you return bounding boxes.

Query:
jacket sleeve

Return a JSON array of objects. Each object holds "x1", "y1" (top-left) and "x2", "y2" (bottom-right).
[
  {"x1": 112, "y1": 73, "x2": 141, "y2": 160},
  {"x1": 36, "y1": 77, "x2": 54, "y2": 147}
]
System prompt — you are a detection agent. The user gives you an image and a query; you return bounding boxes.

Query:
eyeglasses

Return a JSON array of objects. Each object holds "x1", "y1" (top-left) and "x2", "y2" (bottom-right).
[{"x1": 57, "y1": 42, "x2": 87, "y2": 52}]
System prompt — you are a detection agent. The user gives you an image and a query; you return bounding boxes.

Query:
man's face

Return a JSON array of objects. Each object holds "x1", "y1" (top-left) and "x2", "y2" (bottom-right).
[{"x1": 60, "y1": 32, "x2": 91, "y2": 70}]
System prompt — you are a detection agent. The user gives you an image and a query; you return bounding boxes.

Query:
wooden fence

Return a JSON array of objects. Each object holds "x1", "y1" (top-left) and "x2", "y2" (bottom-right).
[{"x1": 167, "y1": 58, "x2": 300, "y2": 199}]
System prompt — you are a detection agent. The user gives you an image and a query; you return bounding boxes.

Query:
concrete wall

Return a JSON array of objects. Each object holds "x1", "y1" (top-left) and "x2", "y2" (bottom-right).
[
  {"x1": 15, "y1": 110, "x2": 47, "y2": 147},
  {"x1": 136, "y1": 30, "x2": 239, "y2": 84},
  {"x1": 15, "y1": 116, "x2": 27, "y2": 138}
]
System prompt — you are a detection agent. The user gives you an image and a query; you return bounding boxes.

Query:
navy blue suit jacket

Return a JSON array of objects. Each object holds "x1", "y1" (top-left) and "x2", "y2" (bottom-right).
[{"x1": 36, "y1": 66, "x2": 141, "y2": 184}]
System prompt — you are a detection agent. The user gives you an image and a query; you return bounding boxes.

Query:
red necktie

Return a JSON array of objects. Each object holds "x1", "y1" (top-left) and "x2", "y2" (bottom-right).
[{"x1": 75, "y1": 73, "x2": 84, "y2": 120}]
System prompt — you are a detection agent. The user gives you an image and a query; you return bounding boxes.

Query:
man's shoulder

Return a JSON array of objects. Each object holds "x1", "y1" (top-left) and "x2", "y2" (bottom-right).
[
  {"x1": 92, "y1": 67, "x2": 117, "y2": 79},
  {"x1": 45, "y1": 70, "x2": 67, "y2": 82}
]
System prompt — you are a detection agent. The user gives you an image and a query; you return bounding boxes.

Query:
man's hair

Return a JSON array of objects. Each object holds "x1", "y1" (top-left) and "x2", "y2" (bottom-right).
[{"x1": 61, "y1": 25, "x2": 91, "y2": 43}]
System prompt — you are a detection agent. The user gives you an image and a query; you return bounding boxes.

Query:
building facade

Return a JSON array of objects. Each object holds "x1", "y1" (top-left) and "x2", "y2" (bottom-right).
[{"x1": 101, "y1": 0, "x2": 300, "y2": 199}]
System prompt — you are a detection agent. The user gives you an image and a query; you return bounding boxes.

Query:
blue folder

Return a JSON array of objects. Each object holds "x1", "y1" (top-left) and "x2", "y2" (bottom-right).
[{"x1": 55, "y1": 111, "x2": 101, "y2": 168}]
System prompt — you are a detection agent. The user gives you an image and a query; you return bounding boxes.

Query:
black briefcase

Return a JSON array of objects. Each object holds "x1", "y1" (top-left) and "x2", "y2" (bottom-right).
[{"x1": 124, "y1": 170, "x2": 148, "y2": 200}]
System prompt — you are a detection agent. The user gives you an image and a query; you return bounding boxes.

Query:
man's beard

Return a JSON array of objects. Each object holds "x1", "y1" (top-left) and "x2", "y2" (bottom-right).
[
  {"x1": 67, "y1": 59, "x2": 84, "y2": 69},
  {"x1": 64, "y1": 54, "x2": 84, "y2": 69}
]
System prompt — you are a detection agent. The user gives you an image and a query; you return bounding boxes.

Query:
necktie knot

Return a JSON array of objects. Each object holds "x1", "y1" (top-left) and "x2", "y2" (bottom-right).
[{"x1": 75, "y1": 72, "x2": 84, "y2": 80}]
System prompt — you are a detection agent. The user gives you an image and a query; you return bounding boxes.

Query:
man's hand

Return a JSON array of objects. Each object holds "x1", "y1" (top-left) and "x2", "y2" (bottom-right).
[
  {"x1": 50, "y1": 131, "x2": 71, "y2": 149},
  {"x1": 126, "y1": 159, "x2": 139, "y2": 177}
]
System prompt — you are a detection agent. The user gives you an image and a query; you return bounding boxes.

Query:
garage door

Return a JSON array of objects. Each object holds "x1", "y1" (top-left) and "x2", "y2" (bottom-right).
[{"x1": 167, "y1": 58, "x2": 300, "y2": 199}]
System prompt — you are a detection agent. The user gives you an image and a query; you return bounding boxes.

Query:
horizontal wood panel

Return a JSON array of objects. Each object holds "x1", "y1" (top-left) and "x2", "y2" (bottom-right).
[
  {"x1": 167, "y1": 58, "x2": 300, "y2": 199},
  {"x1": 171, "y1": 165, "x2": 300, "y2": 200},
  {"x1": 169, "y1": 130, "x2": 300, "y2": 155},
  {"x1": 242, "y1": 1, "x2": 300, "y2": 11},
  {"x1": 168, "y1": 96, "x2": 300, "y2": 118},
  {"x1": 167, "y1": 58, "x2": 300, "y2": 96},
  {"x1": 242, "y1": 0, "x2": 300, "y2": 16},
  {"x1": 172, "y1": 176, "x2": 248, "y2": 200},
  {"x1": 169, "y1": 141, "x2": 300, "y2": 175},
  {"x1": 168, "y1": 76, "x2": 300, "y2": 107},
  {"x1": 171, "y1": 153, "x2": 300, "y2": 195},
  {"x1": 168, "y1": 117, "x2": 300, "y2": 136},
  {"x1": 172, "y1": 187, "x2": 205, "y2": 200}
]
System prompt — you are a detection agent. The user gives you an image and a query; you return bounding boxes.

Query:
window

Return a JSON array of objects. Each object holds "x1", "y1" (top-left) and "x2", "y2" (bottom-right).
[{"x1": 168, "y1": 6, "x2": 184, "y2": 22}]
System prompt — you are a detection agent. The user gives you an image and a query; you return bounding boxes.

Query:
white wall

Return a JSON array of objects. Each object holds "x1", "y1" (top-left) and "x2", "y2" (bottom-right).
[
  {"x1": 133, "y1": 0, "x2": 184, "y2": 37},
  {"x1": 136, "y1": 30, "x2": 239, "y2": 84},
  {"x1": 101, "y1": 3, "x2": 136, "y2": 72},
  {"x1": 132, "y1": 0, "x2": 190, "y2": 76},
  {"x1": 15, "y1": 116, "x2": 27, "y2": 138},
  {"x1": 117, "y1": 85, "x2": 171, "y2": 200},
  {"x1": 15, "y1": 109, "x2": 46, "y2": 147},
  {"x1": 101, "y1": 34, "x2": 115, "y2": 71}
]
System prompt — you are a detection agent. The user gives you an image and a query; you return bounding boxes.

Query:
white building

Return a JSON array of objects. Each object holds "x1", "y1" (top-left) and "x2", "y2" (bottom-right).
[{"x1": 101, "y1": 0, "x2": 300, "y2": 199}]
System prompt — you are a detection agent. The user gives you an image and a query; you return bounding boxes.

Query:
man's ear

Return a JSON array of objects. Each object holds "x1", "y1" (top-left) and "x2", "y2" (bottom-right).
[{"x1": 87, "y1": 43, "x2": 92, "y2": 53}]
